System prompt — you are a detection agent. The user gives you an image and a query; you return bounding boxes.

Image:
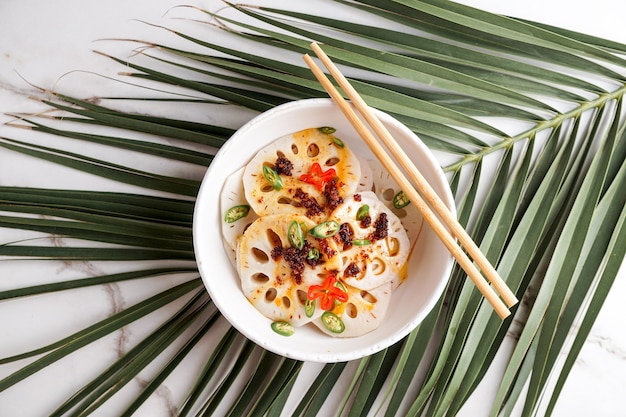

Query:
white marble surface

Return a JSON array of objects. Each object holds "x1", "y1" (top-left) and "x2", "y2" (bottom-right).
[{"x1": 0, "y1": 1, "x2": 625, "y2": 416}]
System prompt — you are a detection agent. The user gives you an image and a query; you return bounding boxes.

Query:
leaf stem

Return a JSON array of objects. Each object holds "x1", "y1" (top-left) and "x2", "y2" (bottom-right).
[{"x1": 444, "y1": 83, "x2": 626, "y2": 173}]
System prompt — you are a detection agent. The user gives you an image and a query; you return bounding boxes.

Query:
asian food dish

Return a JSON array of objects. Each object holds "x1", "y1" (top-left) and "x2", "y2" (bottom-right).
[{"x1": 220, "y1": 127, "x2": 423, "y2": 337}]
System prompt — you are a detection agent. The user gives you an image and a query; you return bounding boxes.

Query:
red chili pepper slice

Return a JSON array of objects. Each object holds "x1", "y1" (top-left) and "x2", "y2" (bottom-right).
[
  {"x1": 307, "y1": 274, "x2": 348, "y2": 311},
  {"x1": 299, "y1": 162, "x2": 336, "y2": 191}
]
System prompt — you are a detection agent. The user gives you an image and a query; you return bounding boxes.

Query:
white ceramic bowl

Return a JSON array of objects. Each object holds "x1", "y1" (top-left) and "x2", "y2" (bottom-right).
[{"x1": 193, "y1": 98, "x2": 455, "y2": 363}]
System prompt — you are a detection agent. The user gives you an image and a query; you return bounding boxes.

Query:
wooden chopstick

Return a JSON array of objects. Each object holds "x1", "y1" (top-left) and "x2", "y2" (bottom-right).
[
  {"x1": 308, "y1": 43, "x2": 518, "y2": 308},
  {"x1": 304, "y1": 42, "x2": 517, "y2": 319}
]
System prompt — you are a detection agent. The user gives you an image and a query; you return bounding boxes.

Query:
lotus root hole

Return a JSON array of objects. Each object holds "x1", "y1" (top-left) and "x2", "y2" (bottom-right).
[
  {"x1": 277, "y1": 197, "x2": 298, "y2": 207},
  {"x1": 386, "y1": 237, "x2": 400, "y2": 256},
  {"x1": 394, "y1": 208, "x2": 408, "y2": 218},
  {"x1": 346, "y1": 303, "x2": 358, "y2": 318},
  {"x1": 266, "y1": 228, "x2": 283, "y2": 248},
  {"x1": 281, "y1": 296, "x2": 291, "y2": 309},
  {"x1": 317, "y1": 271, "x2": 334, "y2": 280},
  {"x1": 252, "y1": 272, "x2": 270, "y2": 283},
  {"x1": 296, "y1": 289, "x2": 307, "y2": 304},
  {"x1": 291, "y1": 143, "x2": 299, "y2": 154},
  {"x1": 265, "y1": 288, "x2": 277, "y2": 302},
  {"x1": 276, "y1": 150, "x2": 286, "y2": 159},
  {"x1": 261, "y1": 184, "x2": 274, "y2": 192},
  {"x1": 382, "y1": 188, "x2": 395, "y2": 201},
  {"x1": 307, "y1": 143, "x2": 320, "y2": 157},
  {"x1": 360, "y1": 290, "x2": 378, "y2": 304},
  {"x1": 251, "y1": 247, "x2": 269, "y2": 263},
  {"x1": 371, "y1": 258, "x2": 386, "y2": 275},
  {"x1": 325, "y1": 157, "x2": 340, "y2": 166}
]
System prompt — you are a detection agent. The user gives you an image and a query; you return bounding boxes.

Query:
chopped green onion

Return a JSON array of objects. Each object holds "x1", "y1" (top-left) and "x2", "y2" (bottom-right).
[
  {"x1": 309, "y1": 220, "x2": 341, "y2": 238},
  {"x1": 263, "y1": 165, "x2": 283, "y2": 191},
  {"x1": 356, "y1": 204, "x2": 370, "y2": 220},
  {"x1": 271, "y1": 321, "x2": 295, "y2": 336},
  {"x1": 306, "y1": 248, "x2": 320, "y2": 261},
  {"x1": 332, "y1": 137, "x2": 345, "y2": 148},
  {"x1": 318, "y1": 126, "x2": 336, "y2": 134},
  {"x1": 393, "y1": 190, "x2": 411, "y2": 209},
  {"x1": 352, "y1": 239, "x2": 371, "y2": 246},
  {"x1": 304, "y1": 299, "x2": 315, "y2": 318},
  {"x1": 288, "y1": 221, "x2": 304, "y2": 250},
  {"x1": 321, "y1": 312, "x2": 345, "y2": 334},
  {"x1": 224, "y1": 205, "x2": 250, "y2": 223}
]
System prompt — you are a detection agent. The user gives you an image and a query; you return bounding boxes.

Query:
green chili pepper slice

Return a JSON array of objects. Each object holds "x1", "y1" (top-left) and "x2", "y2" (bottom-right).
[
  {"x1": 271, "y1": 321, "x2": 295, "y2": 336},
  {"x1": 321, "y1": 312, "x2": 345, "y2": 334},
  {"x1": 332, "y1": 137, "x2": 345, "y2": 148},
  {"x1": 288, "y1": 221, "x2": 304, "y2": 250},
  {"x1": 334, "y1": 279, "x2": 348, "y2": 306},
  {"x1": 263, "y1": 165, "x2": 283, "y2": 191},
  {"x1": 306, "y1": 247, "x2": 320, "y2": 261},
  {"x1": 309, "y1": 220, "x2": 341, "y2": 238},
  {"x1": 352, "y1": 239, "x2": 371, "y2": 246},
  {"x1": 304, "y1": 299, "x2": 316, "y2": 318},
  {"x1": 224, "y1": 204, "x2": 250, "y2": 223},
  {"x1": 392, "y1": 190, "x2": 411, "y2": 209},
  {"x1": 356, "y1": 204, "x2": 370, "y2": 220},
  {"x1": 318, "y1": 126, "x2": 336, "y2": 134}
]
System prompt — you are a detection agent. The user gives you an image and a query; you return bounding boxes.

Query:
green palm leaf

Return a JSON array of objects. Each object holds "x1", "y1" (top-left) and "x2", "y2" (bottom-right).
[{"x1": 1, "y1": 1, "x2": 624, "y2": 416}]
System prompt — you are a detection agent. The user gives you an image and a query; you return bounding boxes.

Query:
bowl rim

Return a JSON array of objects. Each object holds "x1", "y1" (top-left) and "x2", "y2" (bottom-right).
[{"x1": 193, "y1": 98, "x2": 456, "y2": 362}]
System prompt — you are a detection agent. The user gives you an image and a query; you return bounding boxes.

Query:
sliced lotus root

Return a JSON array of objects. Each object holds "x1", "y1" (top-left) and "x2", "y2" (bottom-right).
[
  {"x1": 355, "y1": 155, "x2": 373, "y2": 192},
  {"x1": 237, "y1": 214, "x2": 343, "y2": 326},
  {"x1": 221, "y1": 167, "x2": 259, "y2": 266},
  {"x1": 242, "y1": 127, "x2": 362, "y2": 221},
  {"x1": 314, "y1": 282, "x2": 392, "y2": 338},
  {"x1": 330, "y1": 191, "x2": 410, "y2": 291},
  {"x1": 368, "y1": 159, "x2": 424, "y2": 245}
]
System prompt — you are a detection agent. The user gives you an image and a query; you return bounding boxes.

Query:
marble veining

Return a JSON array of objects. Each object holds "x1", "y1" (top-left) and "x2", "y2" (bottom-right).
[
  {"x1": 585, "y1": 333, "x2": 626, "y2": 362},
  {"x1": 47, "y1": 231, "x2": 132, "y2": 359}
]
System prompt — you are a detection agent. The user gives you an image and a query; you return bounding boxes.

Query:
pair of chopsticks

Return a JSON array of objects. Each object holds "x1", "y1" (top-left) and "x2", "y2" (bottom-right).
[{"x1": 303, "y1": 42, "x2": 518, "y2": 319}]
